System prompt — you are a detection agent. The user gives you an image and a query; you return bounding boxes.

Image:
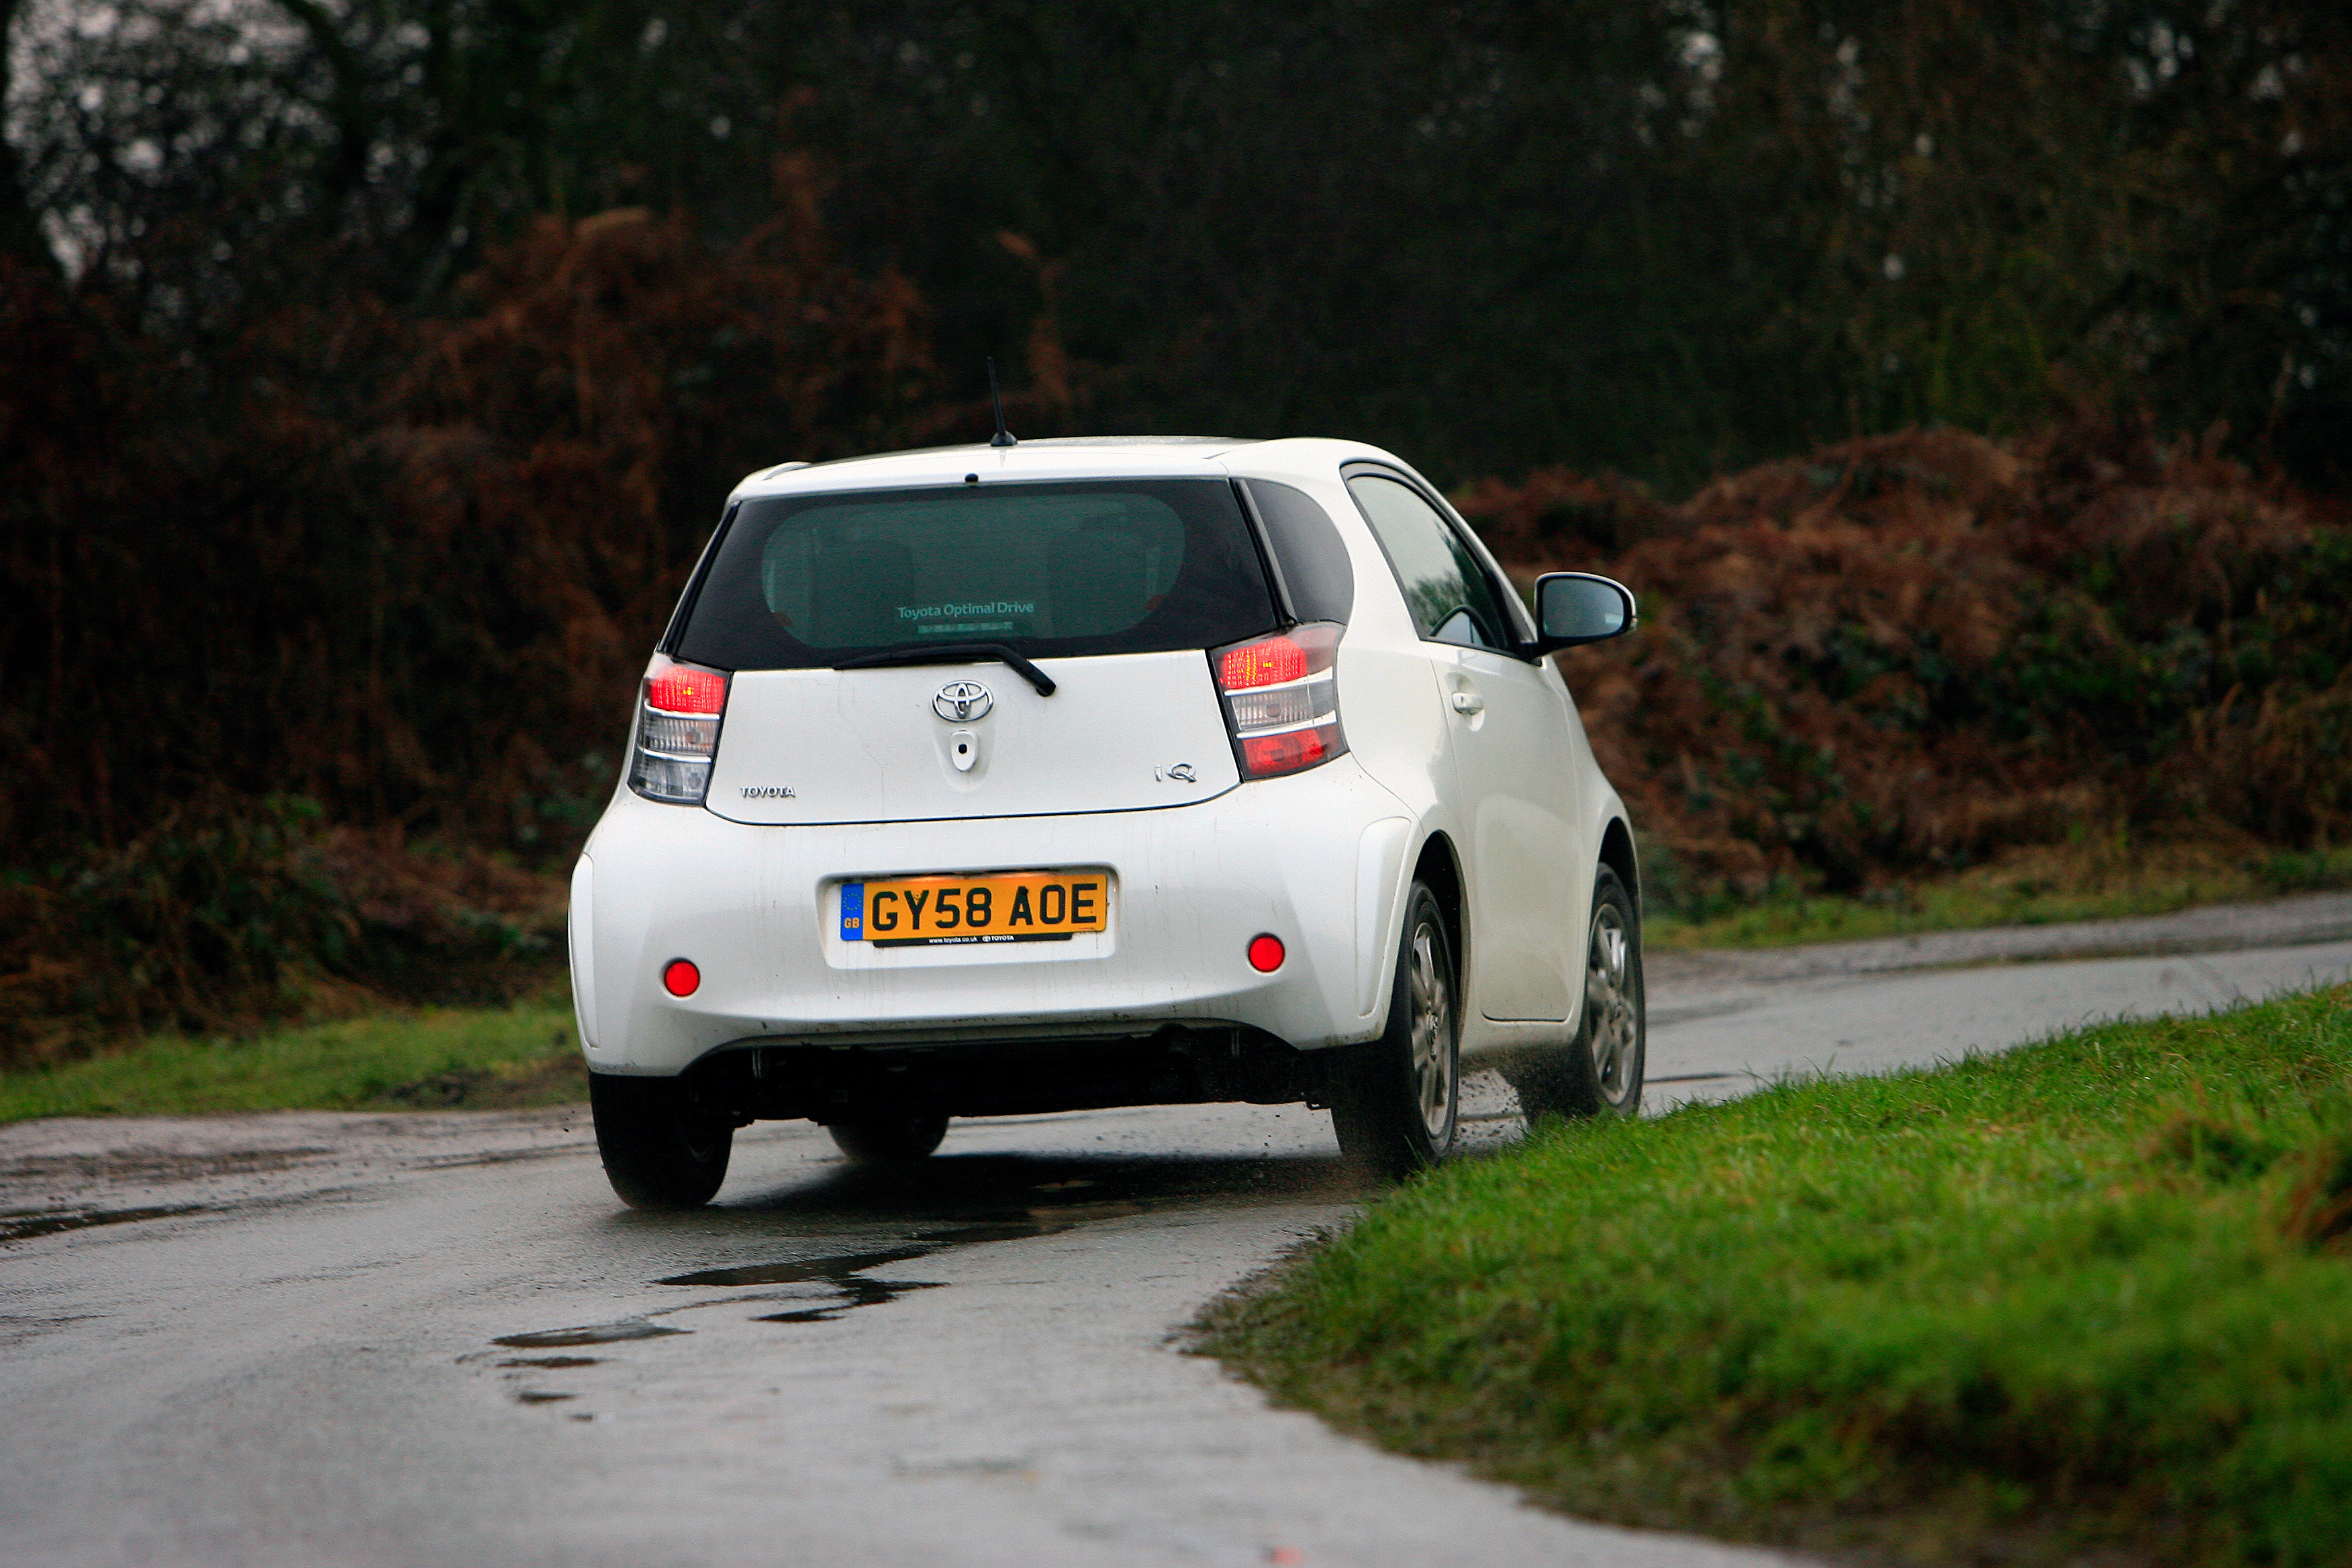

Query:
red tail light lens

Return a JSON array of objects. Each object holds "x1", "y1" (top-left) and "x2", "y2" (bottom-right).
[
  {"x1": 1210, "y1": 622, "x2": 1347, "y2": 780},
  {"x1": 1220, "y1": 637, "x2": 1308, "y2": 689},
  {"x1": 647, "y1": 667, "x2": 727, "y2": 715},
  {"x1": 663, "y1": 959, "x2": 701, "y2": 996},
  {"x1": 1247, "y1": 934, "x2": 1286, "y2": 973},
  {"x1": 629, "y1": 658, "x2": 730, "y2": 804}
]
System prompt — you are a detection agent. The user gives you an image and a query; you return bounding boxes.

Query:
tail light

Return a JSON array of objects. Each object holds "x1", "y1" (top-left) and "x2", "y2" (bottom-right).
[
  {"x1": 1211, "y1": 622, "x2": 1347, "y2": 779},
  {"x1": 628, "y1": 658, "x2": 730, "y2": 804}
]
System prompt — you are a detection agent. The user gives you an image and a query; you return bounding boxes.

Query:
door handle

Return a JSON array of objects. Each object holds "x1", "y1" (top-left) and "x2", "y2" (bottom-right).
[{"x1": 1450, "y1": 689, "x2": 1485, "y2": 716}]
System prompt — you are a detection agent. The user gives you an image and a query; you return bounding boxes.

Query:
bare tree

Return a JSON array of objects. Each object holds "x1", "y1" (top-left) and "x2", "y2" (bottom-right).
[{"x1": 0, "y1": 0, "x2": 58, "y2": 276}]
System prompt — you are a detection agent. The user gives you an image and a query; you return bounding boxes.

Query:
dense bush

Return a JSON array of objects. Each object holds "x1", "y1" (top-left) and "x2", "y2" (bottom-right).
[
  {"x1": 1463, "y1": 418, "x2": 2352, "y2": 910},
  {"x1": 0, "y1": 175, "x2": 940, "y2": 1061},
  {"x1": 0, "y1": 795, "x2": 561, "y2": 1061},
  {"x1": 1, "y1": 180, "x2": 933, "y2": 857}
]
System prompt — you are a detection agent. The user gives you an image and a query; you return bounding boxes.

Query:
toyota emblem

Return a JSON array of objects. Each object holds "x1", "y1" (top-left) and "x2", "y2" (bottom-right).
[{"x1": 933, "y1": 680, "x2": 994, "y2": 722}]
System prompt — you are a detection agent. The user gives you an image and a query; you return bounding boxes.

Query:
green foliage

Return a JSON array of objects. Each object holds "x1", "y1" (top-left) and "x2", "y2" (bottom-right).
[
  {"x1": 0, "y1": 793, "x2": 564, "y2": 1063},
  {"x1": 1204, "y1": 987, "x2": 2352, "y2": 1565},
  {"x1": 0, "y1": 997, "x2": 583, "y2": 1123}
]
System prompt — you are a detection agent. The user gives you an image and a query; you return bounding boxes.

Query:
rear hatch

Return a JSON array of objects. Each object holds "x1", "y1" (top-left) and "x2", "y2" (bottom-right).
[{"x1": 674, "y1": 477, "x2": 1278, "y2": 826}]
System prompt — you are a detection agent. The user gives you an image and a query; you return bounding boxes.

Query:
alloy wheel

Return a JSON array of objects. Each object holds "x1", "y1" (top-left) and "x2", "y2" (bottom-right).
[
  {"x1": 1585, "y1": 904, "x2": 1637, "y2": 1104},
  {"x1": 1408, "y1": 919, "x2": 1457, "y2": 1139}
]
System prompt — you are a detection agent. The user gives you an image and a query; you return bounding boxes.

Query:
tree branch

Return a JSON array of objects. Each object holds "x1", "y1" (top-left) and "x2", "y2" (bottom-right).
[
  {"x1": 0, "y1": 0, "x2": 60, "y2": 277},
  {"x1": 264, "y1": 0, "x2": 375, "y2": 204}
]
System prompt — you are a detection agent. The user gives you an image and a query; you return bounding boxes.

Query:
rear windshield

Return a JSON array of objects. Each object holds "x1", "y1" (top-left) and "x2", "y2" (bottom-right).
[{"x1": 674, "y1": 479, "x2": 1280, "y2": 671}]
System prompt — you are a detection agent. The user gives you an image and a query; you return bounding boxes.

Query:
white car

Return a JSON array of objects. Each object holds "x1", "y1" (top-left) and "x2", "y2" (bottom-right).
[{"x1": 569, "y1": 436, "x2": 1645, "y2": 1206}]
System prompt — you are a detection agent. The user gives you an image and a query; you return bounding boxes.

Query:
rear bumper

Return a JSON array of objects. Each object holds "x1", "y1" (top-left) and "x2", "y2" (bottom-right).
[{"x1": 571, "y1": 756, "x2": 1416, "y2": 1076}]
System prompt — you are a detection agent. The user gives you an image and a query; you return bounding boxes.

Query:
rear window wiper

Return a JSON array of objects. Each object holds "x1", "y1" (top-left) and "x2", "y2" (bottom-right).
[{"x1": 832, "y1": 642, "x2": 1058, "y2": 696}]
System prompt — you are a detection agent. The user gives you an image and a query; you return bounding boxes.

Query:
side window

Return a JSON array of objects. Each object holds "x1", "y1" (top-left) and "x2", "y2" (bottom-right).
[
  {"x1": 1344, "y1": 473, "x2": 1511, "y2": 650},
  {"x1": 1244, "y1": 480, "x2": 1355, "y2": 624}
]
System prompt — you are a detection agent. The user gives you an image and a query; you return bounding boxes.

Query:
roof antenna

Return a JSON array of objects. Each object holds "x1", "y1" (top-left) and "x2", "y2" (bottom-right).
[{"x1": 987, "y1": 357, "x2": 1018, "y2": 448}]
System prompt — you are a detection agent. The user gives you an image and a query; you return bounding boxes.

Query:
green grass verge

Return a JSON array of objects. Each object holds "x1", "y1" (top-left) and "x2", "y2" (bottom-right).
[
  {"x1": 1201, "y1": 987, "x2": 2352, "y2": 1567},
  {"x1": 0, "y1": 997, "x2": 586, "y2": 1123},
  {"x1": 1649, "y1": 842, "x2": 2352, "y2": 950}
]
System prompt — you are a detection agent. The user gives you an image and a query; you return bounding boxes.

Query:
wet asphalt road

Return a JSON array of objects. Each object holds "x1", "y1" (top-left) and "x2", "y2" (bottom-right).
[{"x1": 5, "y1": 894, "x2": 2351, "y2": 1568}]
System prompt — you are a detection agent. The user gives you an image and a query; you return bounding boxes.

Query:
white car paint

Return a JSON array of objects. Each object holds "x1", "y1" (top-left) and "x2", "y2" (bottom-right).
[
  {"x1": 704, "y1": 650, "x2": 1240, "y2": 825},
  {"x1": 572, "y1": 436, "x2": 1634, "y2": 1095}
]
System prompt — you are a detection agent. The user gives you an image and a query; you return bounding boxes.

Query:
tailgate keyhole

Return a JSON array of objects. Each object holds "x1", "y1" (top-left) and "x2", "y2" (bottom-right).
[{"x1": 950, "y1": 730, "x2": 979, "y2": 773}]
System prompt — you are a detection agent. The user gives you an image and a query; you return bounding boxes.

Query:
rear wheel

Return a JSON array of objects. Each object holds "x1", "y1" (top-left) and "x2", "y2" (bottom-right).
[
  {"x1": 1507, "y1": 865, "x2": 1645, "y2": 1120},
  {"x1": 589, "y1": 1073, "x2": 734, "y2": 1209},
  {"x1": 1331, "y1": 881, "x2": 1460, "y2": 1179},
  {"x1": 827, "y1": 1113, "x2": 950, "y2": 1164}
]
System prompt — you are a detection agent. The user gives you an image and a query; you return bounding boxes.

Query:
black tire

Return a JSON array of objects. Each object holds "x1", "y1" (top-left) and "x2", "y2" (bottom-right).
[
  {"x1": 1507, "y1": 865, "x2": 1645, "y2": 1120},
  {"x1": 826, "y1": 1113, "x2": 950, "y2": 1164},
  {"x1": 1330, "y1": 881, "x2": 1461, "y2": 1179},
  {"x1": 589, "y1": 1073, "x2": 734, "y2": 1209}
]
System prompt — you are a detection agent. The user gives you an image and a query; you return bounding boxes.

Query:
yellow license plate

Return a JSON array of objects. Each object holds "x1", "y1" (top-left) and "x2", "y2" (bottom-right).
[{"x1": 837, "y1": 871, "x2": 1110, "y2": 947}]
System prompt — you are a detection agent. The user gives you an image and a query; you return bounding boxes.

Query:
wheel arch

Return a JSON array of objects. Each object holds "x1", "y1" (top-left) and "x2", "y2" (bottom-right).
[
  {"x1": 1410, "y1": 830, "x2": 1467, "y2": 982},
  {"x1": 1598, "y1": 816, "x2": 1640, "y2": 924}
]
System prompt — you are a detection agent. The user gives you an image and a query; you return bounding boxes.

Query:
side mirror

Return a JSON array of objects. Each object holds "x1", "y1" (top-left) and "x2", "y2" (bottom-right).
[{"x1": 1531, "y1": 573, "x2": 1638, "y2": 651}]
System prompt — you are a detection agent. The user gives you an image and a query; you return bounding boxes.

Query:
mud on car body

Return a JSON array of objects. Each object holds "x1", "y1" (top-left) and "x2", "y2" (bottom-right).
[{"x1": 570, "y1": 436, "x2": 1644, "y2": 1206}]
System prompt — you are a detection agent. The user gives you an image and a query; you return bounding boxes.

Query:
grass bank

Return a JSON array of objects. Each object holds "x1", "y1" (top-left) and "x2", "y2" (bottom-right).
[
  {"x1": 0, "y1": 996, "x2": 585, "y2": 1124},
  {"x1": 1202, "y1": 987, "x2": 2352, "y2": 1567},
  {"x1": 1647, "y1": 840, "x2": 2352, "y2": 950}
]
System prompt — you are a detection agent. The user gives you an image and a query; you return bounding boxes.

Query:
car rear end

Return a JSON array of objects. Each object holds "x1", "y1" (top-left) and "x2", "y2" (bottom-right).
[{"x1": 569, "y1": 442, "x2": 1408, "y2": 1126}]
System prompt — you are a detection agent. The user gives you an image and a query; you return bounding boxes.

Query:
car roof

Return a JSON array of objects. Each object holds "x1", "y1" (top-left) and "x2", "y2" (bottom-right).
[{"x1": 725, "y1": 436, "x2": 1427, "y2": 504}]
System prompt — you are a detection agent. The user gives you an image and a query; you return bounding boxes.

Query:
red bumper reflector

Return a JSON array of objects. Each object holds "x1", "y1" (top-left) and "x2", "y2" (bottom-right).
[
  {"x1": 663, "y1": 959, "x2": 701, "y2": 997},
  {"x1": 1240, "y1": 728, "x2": 1329, "y2": 776},
  {"x1": 1247, "y1": 934, "x2": 1286, "y2": 973}
]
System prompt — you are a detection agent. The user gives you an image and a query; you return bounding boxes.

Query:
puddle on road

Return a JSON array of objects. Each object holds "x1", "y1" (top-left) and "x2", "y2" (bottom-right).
[
  {"x1": 656, "y1": 1245, "x2": 931, "y2": 1288},
  {"x1": 497, "y1": 1187, "x2": 1161, "y2": 1353},
  {"x1": 1029, "y1": 1199, "x2": 1146, "y2": 1224},
  {"x1": 499, "y1": 1356, "x2": 602, "y2": 1369},
  {"x1": 494, "y1": 1318, "x2": 686, "y2": 1349},
  {"x1": 513, "y1": 1389, "x2": 577, "y2": 1404},
  {"x1": 908, "y1": 1199, "x2": 1144, "y2": 1248},
  {"x1": 647, "y1": 1202, "x2": 1150, "y2": 1324},
  {"x1": 908, "y1": 1220, "x2": 1065, "y2": 1246},
  {"x1": 756, "y1": 1276, "x2": 946, "y2": 1323},
  {"x1": 658, "y1": 1245, "x2": 949, "y2": 1324}
]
